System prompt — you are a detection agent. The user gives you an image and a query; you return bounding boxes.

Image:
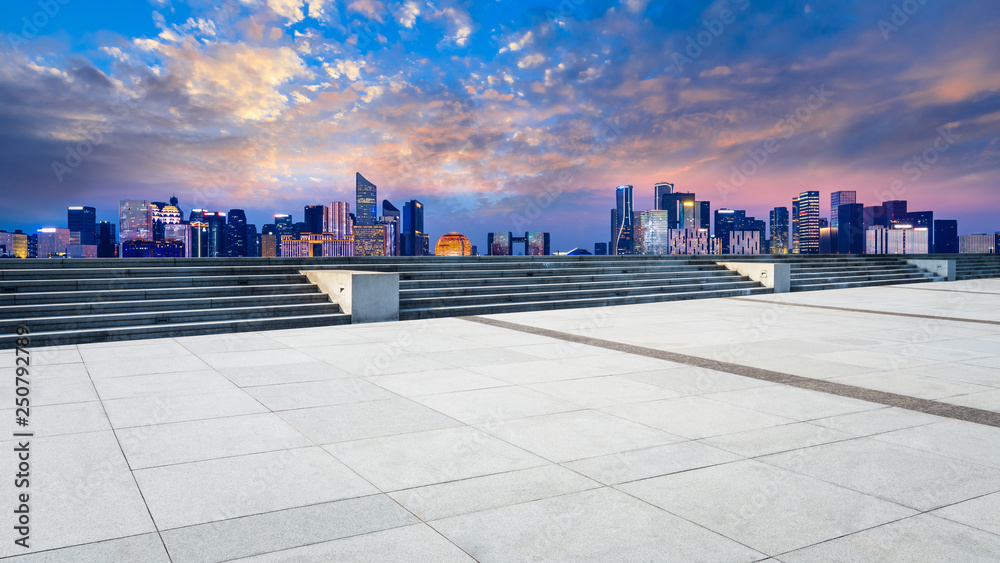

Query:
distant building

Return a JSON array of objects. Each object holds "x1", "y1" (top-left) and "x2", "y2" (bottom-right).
[
  {"x1": 96, "y1": 222, "x2": 117, "y2": 258},
  {"x1": 715, "y1": 209, "x2": 754, "y2": 254},
  {"x1": 67, "y1": 206, "x2": 97, "y2": 245},
  {"x1": 382, "y1": 200, "x2": 401, "y2": 256},
  {"x1": 324, "y1": 202, "x2": 353, "y2": 240},
  {"x1": 791, "y1": 197, "x2": 800, "y2": 253},
  {"x1": 830, "y1": 191, "x2": 857, "y2": 229},
  {"x1": 653, "y1": 182, "x2": 674, "y2": 210},
  {"x1": 119, "y1": 200, "x2": 153, "y2": 245},
  {"x1": 770, "y1": 207, "x2": 789, "y2": 254},
  {"x1": 729, "y1": 231, "x2": 761, "y2": 255},
  {"x1": 435, "y1": 232, "x2": 473, "y2": 256},
  {"x1": 612, "y1": 185, "x2": 634, "y2": 255},
  {"x1": 837, "y1": 203, "x2": 865, "y2": 254},
  {"x1": 355, "y1": 172, "x2": 378, "y2": 227},
  {"x1": 867, "y1": 226, "x2": 929, "y2": 254},
  {"x1": 659, "y1": 191, "x2": 696, "y2": 229},
  {"x1": 526, "y1": 232, "x2": 550, "y2": 256},
  {"x1": 304, "y1": 205, "x2": 325, "y2": 235},
  {"x1": 280, "y1": 234, "x2": 354, "y2": 257},
  {"x1": 353, "y1": 225, "x2": 390, "y2": 256},
  {"x1": 36, "y1": 228, "x2": 72, "y2": 258},
  {"x1": 594, "y1": 242, "x2": 608, "y2": 255},
  {"x1": 959, "y1": 234, "x2": 994, "y2": 254},
  {"x1": 121, "y1": 239, "x2": 185, "y2": 258},
  {"x1": 0, "y1": 231, "x2": 29, "y2": 258},
  {"x1": 402, "y1": 200, "x2": 426, "y2": 256},
  {"x1": 227, "y1": 209, "x2": 248, "y2": 257},
  {"x1": 934, "y1": 220, "x2": 958, "y2": 254},
  {"x1": 637, "y1": 211, "x2": 671, "y2": 255},
  {"x1": 488, "y1": 231, "x2": 513, "y2": 256},
  {"x1": 797, "y1": 191, "x2": 820, "y2": 254},
  {"x1": 261, "y1": 234, "x2": 278, "y2": 257},
  {"x1": 668, "y1": 228, "x2": 712, "y2": 255},
  {"x1": 863, "y1": 205, "x2": 888, "y2": 231},
  {"x1": 164, "y1": 223, "x2": 192, "y2": 258}
]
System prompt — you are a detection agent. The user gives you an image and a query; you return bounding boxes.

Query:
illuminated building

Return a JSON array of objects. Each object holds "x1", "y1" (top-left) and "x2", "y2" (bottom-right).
[
  {"x1": 959, "y1": 234, "x2": 994, "y2": 254},
  {"x1": 526, "y1": 232, "x2": 550, "y2": 255},
  {"x1": 770, "y1": 207, "x2": 789, "y2": 254},
  {"x1": 274, "y1": 214, "x2": 294, "y2": 238},
  {"x1": 355, "y1": 172, "x2": 378, "y2": 227},
  {"x1": 261, "y1": 234, "x2": 278, "y2": 257},
  {"x1": 729, "y1": 231, "x2": 761, "y2": 255},
  {"x1": 353, "y1": 225, "x2": 390, "y2": 256},
  {"x1": 402, "y1": 200, "x2": 426, "y2": 256},
  {"x1": 119, "y1": 200, "x2": 153, "y2": 245},
  {"x1": 304, "y1": 205, "x2": 325, "y2": 234},
  {"x1": 613, "y1": 185, "x2": 634, "y2": 255},
  {"x1": 121, "y1": 239, "x2": 186, "y2": 258},
  {"x1": 667, "y1": 228, "x2": 712, "y2": 255},
  {"x1": 594, "y1": 242, "x2": 608, "y2": 255},
  {"x1": 97, "y1": 222, "x2": 117, "y2": 258},
  {"x1": 227, "y1": 209, "x2": 248, "y2": 257},
  {"x1": 488, "y1": 231, "x2": 513, "y2": 256},
  {"x1": 164, "y1": 223, "x2": 192, "y2": 258},
  {"x1": 797, "y1": 191, "x2": 820, "y2": 254},
  {"x1": 867, "y1": 225, "x2": 929, "y2": 254},
  {"x1": 791, "y1": 197, "x2": 800, "y2": 253},
  {"x1": 36, "y1": 227, "x2": 72, "y2": 258},
  {"x1": 381, "y1": 200, "x2": 400, "y2": 256},
  {"x1": 434, "y1": 232, "x2": 473, "y2": 256},
  {"x1": 653, "y1": 182, "x2": 674, "y2": 210},
  {"x1": 67, "y1": 206, "x2": 97, "y2": 245},
  {"x1": 830, "y1": 191, "x2": 857, "y2": 229},
  {"x1": 837, "y1": 203, "x2": 865, "y2": 254},
  {"x1": 659, "y1": 191, "x2": 696, "y2": 229},
  {"x1": 280, "y1": 234, "x2": 354, "y2": 257},
  {"x1": 324, "y1": 202, "x2": 353, "y2": 240},
  {"x1": 638, "y1": 211, "x2": 671, "y2": 255},
  {"x1": 151, "y1": 203, "x2": 182, "y2": 225},
  {"x1": 0, "y1": 231, "x2": 28, "y2": 258}
]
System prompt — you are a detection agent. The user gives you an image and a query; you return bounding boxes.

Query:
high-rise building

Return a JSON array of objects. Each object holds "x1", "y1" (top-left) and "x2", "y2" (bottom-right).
[
  {"x1": 96, "y1": 222, "x2": 117, "y2": 258},
  {"x1": 830, "y1": 191, "x2": 857, "y2": 229},
  {"x1": 863, "y1": 206, "x2": 889, "y2": 231},
  {"x1": 525, "y1": 232, "x2": 550, "y2": 256},
  {"x1": 837, "y1": 203, "x2": 865, "y2": 254},
  {"x1": 902, "y1": 210, "x2": 933, "y2": 253},
  {"x1": 280, "y1": 233, "x2": 354, "y2": 257},
  {"x1": 355, "y1": 172, "x2": 378, "y2": 227},
  {"x1": 274, "y1": 214, "x2": 294, "y2": 235},
  {"x1": 770, "y1": 207, "x2": 790, "y2": 254},
  {"x1": 729, "y1": 231, "x2": 761, "y2": 255},
  {"x1": 324, "y1": 202, "x2": 353, "y2": 240},
  {"x1": 653, "y1": 182, "x2": 674, "y2": 210},
  {"x1": 261, "y1": 234, "x2": 278, "y2": 257},
  {"x1": 402, "y1": 200, "x2": 425, "y2": 256},
  {"x1": 246, "y1": 224, "x2": 260, "y2": 258},
  {"x1": 304, "y1": 205, "x2": 325, "y2": 234},
  {"x1": 353, "y1": 225, "x2": 390, "y2": 256},
  {"x1": 637, "y1": 211, "x2": 671, "y2": 255},
  {"x1": 164, "y1": 223, "x2": 192, "y2": 258},
  {"x1": 227, "y1": 209, "x2": 248, "y2": 257},
  {"x1": 613, "y1": 185, "x2": 634, "y2": 255},
  {"x1": 119, "y1": 200, "x2": 153, "y2": 244},
  {"x1": 199, "y1": 211, "x2": 226, "y2": 257},
  {"x1": 884, "y1": 200, "x2": 908, "y2": 226},
  {"x1": 791, "y1": 197, "x2": 800, "y2": 253},
  {"x1": 934, "y1": 220, "x2": 958, "y2": 254},
  {"x1": 714, "y1": 209, "x2": 746, "y2": 254},
  {"x1": 867, "y1": 226, "x2": 929, "y2": 254},
  {"x1": 36, "y1": 228, "x2": 72, "y2": 258},
  {"x1": 659, "y1": 192, "x2": 696, "y2": 229},
  {"x1": 797, "y1": 191, "x2": 820, "y2": 254},
  {"x1": 488, "y1": 232, "x2": 513, "y2": 256},
  {"x1": 67, "y1": 206, "x2": 97, "y2": 245},
  {"x1": 382, "y1": 200, "x2": 401, "y2": 256},
  {"x1": 0, "y1": 231, "x2": 29, "y2": 259}
]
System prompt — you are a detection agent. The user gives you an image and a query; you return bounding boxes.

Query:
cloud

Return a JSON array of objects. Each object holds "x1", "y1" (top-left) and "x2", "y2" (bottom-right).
[
  {"x1": 396, "y1": 0, "x2": 420, "y2": 28},
  {"x1": 517, "y1": 53, "x2": 546, "y2": 69},
  {"x1": 700, "y1": 66, "x2": 732, "y2": 78},
  {"x1": 324, "y1": 59, "x2": 366, "y2": 81},
  {"x1": 347, "y1": 0, "x2": 385, "y2": 22}
]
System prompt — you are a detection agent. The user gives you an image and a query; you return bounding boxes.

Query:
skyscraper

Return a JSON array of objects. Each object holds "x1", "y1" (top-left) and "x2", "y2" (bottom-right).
[
  {"x1": 304, "y1": 205, "x2": 325, "y2": 234},
  {"x1": 324, "y1": 202, "x2": 353, "y2": 240},
  {"x1": 934, "y1": 220, "x2": 958, "y2": 254},
  {"x1": 67, "y1": 206, "x2": 97, "y2": 245},
  {"x1": 659, "y1": 192, "x2": 696, "y2": 229},
  {"x1": 355, "y1": 172, "x2": 377, "y2": 226},
  {"x1": 830, "y1": 191, "x2": 857, "y2": 229},
  {"x1": 797, "y1": 191, "x2": 820, "y2": 254},
  {"x1": 770, "y1": 207, "x2": 790, "y2": 254},
  {"x1": 884, "y1": 200, "x2": 908, "y2": 226},
  {"x1": 903, "y1": 210, "x2": 933, "y2": 253},
  {"x1": 96, "y1": 222, "x2": 117, "y2": 258},
  {"x1": 402, "y1": 200, "x2": 425, "y2": 256},
  {"x1": 837, "y1": 203, "x2": 865, "y2": 254},
  {"x1": 203, "y1": 211, "x2": 227, "y2": 257},
  {"x1": 488, "y1": 232, "x2": 513, "y2": 256},
  {"x1": 274, "y1": 214, "x2": 294, "y2": 237},
  {"x1": 791, "y1": 197, "x2": 800, "y2": 253},
  {"x1": 227, "y1": 209, "x2": 248, "y2": 257},
  {"x1": 714, "y1": 209, "x2": 747, "y2": 254},
  {"x1": 613, "y1": 185, "x2": 634, "y2": 255},
  {"x1": 382, "y1": 200, "x2": 401, "y2": 256},
  {"x1": 653, "y1": 182, "x2": 674, "y2": 210},
  {"x1": 119, "y1": 200, "x2": 153, "y2": 245},
  {"x1": 526, "y1": 232, "x2": 550, "y2": 256}
]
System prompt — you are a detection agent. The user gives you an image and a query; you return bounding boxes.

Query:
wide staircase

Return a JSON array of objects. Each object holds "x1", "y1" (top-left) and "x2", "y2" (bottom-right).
[
  {"x1": 396, "y1": 258, "x2": 769, "y2": 319},
  {"x1": 955, "y1": 255, "x2": 1000, "y2": 280},
  {"x1": 0, "y1": 262, "x2": 349, "y2": 348},
  {"x1": 787, "y1": 256, "x2": 944, "y2": 291}
]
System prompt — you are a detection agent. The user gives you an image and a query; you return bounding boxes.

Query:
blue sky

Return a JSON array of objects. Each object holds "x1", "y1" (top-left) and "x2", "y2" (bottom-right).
[{"x1": 1, "y1": 0, "x2": 998, "y2": 251}]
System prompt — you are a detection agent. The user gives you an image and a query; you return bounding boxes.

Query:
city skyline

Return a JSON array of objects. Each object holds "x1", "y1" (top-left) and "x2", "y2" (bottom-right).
[{"x1": 1, "y1": 2, "x2": 999, "y2": 250}]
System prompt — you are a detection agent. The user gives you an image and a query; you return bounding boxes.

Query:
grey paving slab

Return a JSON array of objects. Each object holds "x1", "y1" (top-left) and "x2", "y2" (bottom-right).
[
  {"x1": 175, "y1": 333, "x2": 291, "y2": 354},
  {"x1": 79, "y1": 340, "x2": 194, "y2": 363},
  {"x1": 705, "y1": 386, "x2": 881, "y2": 421},
  {"x1": 84, "y1": 355, "x2": 213, "y2": 379},
  {"x1": 3, "y1": 533, "x2": 170, "y2": 563},
  {"x1": 134, "y1": 447, "x2": 378, "y2": 530},
  {"x1": 622, "y1": 366, "x2": 773, "y2": 395},
  {"x1": 563, "y1": 441, "x2": 741, "y2": 485},
  {"x1": 603, "y1": 396, "x2": 796, "y2": 440},
  {"x1": 389, "y1": 464, "x2": 600, "y2": 521},
  {"x1": 527, "y1": 375, "x2": 679, "y2": 408},
  {"x1": 0, "y1": 400, "x2": 110, "y2": 437},
  {"x1": 430, "y1": 487, "x2": 765, "y2": 562},
  {"x1": 366, "y1": 368, "x2": 508, "y2": 397},
  {"x1": 470, "y1": 359, "x2": 610, "y2": 384},
  {"x1": 809, "y1": 407, "x2": 945, "y2": 436},
  {"x1": 0, "y1": 432, "x2": 156, "y2": 557},
  {"x1": 905, "y1": 361, "x2": 1000, "y2": 388},
  {"x1": 117, "y1": 413, "x2": 313, "y2": 469},
  {"x1": 197, "y1": 349, "x2": 318, "y2": 370},
  {"x1": 483, "y1": 409, "x2": 682, "y2": 463},
  {"x1": 0, "y1": 372, "x2": 98, "y2": 407},
  {"x1": 874, "y1": 420, "x2": 1000, "y2": 469},
  {"x1": 699, "y1": 422, "x2": 854, "y2": 458},
  {"x1": 761, "y1": 438, "x2": 1000, "y2": 511},
  {"x1": 278, "y1": 397, "x2": 461, "y2": 444},
  {"x1": 780, "y1": 514, "x2": 1000, "y2": 562},
  {"x1": 424, "y1": 346, "x2": 540, "y2": 368},
  {"x1": 617, "y1": 459, "x2": 916, "y2": 556},
  {"x1": 325, "y1": 426, "x2": 546, "y2": 491},
  {"x1": 245, "y1": 378, "x2": 396, "y2": 411},
  {"x1": 411, "y1": 386, "x2": 581, "y2": 425},
  {"x1": 29, "y1": 347, "x2": 82, "y2": 365},
  {"x1": 216, "y1": 361, "x2": 353, "y2": 387},
  {"x1": 940, "y1": 389, "x2": 1000, "y2": 412},
  {"x1": 932, "y1": 491, "x2": 1000, "y2": 536},
  {"x1": 161, "y1": 494, "x2": 417, "y2": 563},
  {"x1": 507, "y1": 341, "x2": 619, "y2": 360},
  {"x1": 827, "y1": 371, "x2": 995, "y2": 400},
  {"x1": 102, "y1": 388, "x2": 268, "y2": 429},
  {"x1": 92, "y1": 369, "x2": 237, "y2": 400},
  {"x1": 238, "y1": 524, "x2": 475, "y2": 562}
]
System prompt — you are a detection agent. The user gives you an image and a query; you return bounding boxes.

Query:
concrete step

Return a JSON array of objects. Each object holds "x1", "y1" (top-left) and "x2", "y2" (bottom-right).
[
  {"x1": 399, "y1": 264, "x2": 731, "y2": 281},
  {"x1": 399, "y1": 270, "x2": 742, "y2": 290},
  {"x1": 0, "y1": 284, "x2": 321, "y2": 306},
  {"x1": 0, "y1": 313, "x2": 351, "y2": 349},
  {"x1": 791, "y1": 277, "x2": 942, "y2": 292},
  {"x1": 0, "y1": 294, "x2": 332, "y2": 320},
  {"x1": 401, "y1": 275, "x2": 751, "y2": 298},
  {"x1": 791, "y1": 272, "x2": 934, "y2": 284},
  {"x1": 0, "y1": 274, "x2": 310, "y2": 293},
  {"x1": 399, "y1": 286, "x2": 773, "y2": 319}
]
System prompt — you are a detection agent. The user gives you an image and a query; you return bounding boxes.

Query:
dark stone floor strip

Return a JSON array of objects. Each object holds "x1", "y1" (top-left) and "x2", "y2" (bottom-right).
[
  {"x1": 737, "y1": 298, "x2": 1000, "y2": 327},
  {"x1": 460, "y1": 316, "x2": 1000, "y2": 429}
]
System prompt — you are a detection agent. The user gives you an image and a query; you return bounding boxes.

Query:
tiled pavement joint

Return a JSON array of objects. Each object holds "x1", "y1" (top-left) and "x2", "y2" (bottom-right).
[
  {"x1": 460, "y1": 316, "x2": 1000, "y2": 428},
  {"x1": 737, "y1": 297, "x2": 1000, "y2": 327}
]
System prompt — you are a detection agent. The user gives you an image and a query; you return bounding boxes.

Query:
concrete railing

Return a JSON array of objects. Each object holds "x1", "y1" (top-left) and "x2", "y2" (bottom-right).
[
  {"x1": 717, "y1": 262, "x2": 791, "y2": 293},
  {"x1": 906, "y1": 259, "x2": 956, "y2": 281},
  {"x1": 301, "y1": 270, "x2": 399, "y2": 323}
]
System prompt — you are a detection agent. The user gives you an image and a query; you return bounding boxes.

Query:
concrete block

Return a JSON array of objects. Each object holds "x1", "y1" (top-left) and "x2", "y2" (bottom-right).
[
  {"x1": 302, "y1": 270, "x2": 399, "y2": 323},
  {"x1": 906, "y1": 259, "x2": 956, "y2": 281},
  {"x1": 718, "y1": 262, "x2": 790, "y2": 293}
]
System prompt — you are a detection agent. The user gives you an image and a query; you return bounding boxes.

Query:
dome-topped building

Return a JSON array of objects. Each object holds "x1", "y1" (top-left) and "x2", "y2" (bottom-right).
[{"x1": 435, "y1": 232, "x2": 473, "y2": 256}]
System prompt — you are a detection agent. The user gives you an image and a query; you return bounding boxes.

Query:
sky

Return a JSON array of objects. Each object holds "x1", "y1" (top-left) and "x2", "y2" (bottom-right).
[{"x1": 0, "y1": 0, "x2": 998, "y2": 252}]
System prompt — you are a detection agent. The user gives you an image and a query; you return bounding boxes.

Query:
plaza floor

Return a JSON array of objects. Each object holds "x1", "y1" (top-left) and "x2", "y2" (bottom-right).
[{"x1": 3, "y1": 280, "x2": 1000, "y2": 561}]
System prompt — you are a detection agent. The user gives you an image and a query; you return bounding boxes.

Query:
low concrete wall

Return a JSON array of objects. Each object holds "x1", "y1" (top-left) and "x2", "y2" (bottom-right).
[
  {"x1": 301, "y1": 270, "x2": 399, "y2": 323},
  {"x1": 718, "y1": 262, "x2": 790, "y2": 293},
  {"x1": 906, "y1": 259, "x2": 956, "y2": 281}
]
